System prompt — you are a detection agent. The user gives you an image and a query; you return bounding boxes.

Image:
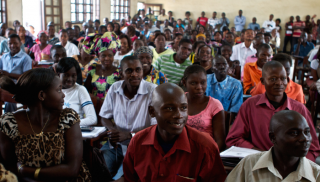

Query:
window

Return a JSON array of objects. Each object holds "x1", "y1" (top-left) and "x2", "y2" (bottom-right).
[
  {"x1": 111, "y1": 0, "x2": 130, "y2": 21},
  {"x1": 71, "y1": 0, "x2": 100, "y2": 23},
  {"x1": 42, "y1": 0, "x2": 63, "y2": 33},
  {"x1": 0, "y1": 0, "x2": 7, "y2": 24},
  {"x1": 144, "y1": 4, "x2": 162, "y2": 17}
]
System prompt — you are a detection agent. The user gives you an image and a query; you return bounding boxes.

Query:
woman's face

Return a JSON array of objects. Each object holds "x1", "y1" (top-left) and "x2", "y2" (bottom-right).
[
  {"x1": 199, "y1": 27, "x2": 205, "y2": 34},
  {"x1": 59, "y1": 66, "x2": 77, "y2": 89},
  {"x1": 114, "y1": 24, "x2": 120, "y2": 31},
  {"x1": 214, "y1": 32, "x2": 222, "y2": 42},
  {"x1": 184, "y1": 72, "x2": 207, "y2": 98},
  {"x1": 107, "y1": 24, "x2": 114, "y2": 32},
  {"x1": 138, "y1": 53, "x2": 152, "y2": 73},
  {"x1": 221, "y1": 46, "x2": 232, "y2": 61},
  {"x1": 120, "y1": 38, "x2": 129, "y2": 52},
  {"x1": 59, "y1": 32, "x2": 68, "y2": 44},
  {"x1": 155, "y1": 35, "x2": 166, "y2": 49},
  {"x1": 174, "y1": 35, "x2": 183, "y2": 45},
  {"x1": 43, "y1": 76, "x2": 65, "y2": 111},
  {"x1": 99, "y1": 49, "x2": 114, "y2": 67},
  {"x1": 132, "y1": 40, "x2": 144, "y2": 52},
  {"x1": 39, "y1": 33, "x2": 48, "y2": 44},
  {"x1": 198, "y1": 46, "x2": 211, "y2": 61}
]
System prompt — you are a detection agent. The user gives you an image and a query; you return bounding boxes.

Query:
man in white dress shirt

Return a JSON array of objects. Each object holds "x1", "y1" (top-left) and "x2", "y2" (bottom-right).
[
  {"x1": 55, "y1": 29, "x2": 79, "y2": 57},
  {"x1": 230, "y1": 29, "x2": 257, "y2": 72},
  {"x1": 99, "y1": 56, "x2": 157, "y2": 180},
  {"x1": 262, "y1": 14, "x2": 276, "y2": 32}
]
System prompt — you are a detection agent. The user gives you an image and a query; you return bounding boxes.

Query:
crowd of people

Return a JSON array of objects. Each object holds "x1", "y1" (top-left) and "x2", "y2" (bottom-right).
[{"x1": 0, "y1": 7, "x2": 319, "y2": 182}]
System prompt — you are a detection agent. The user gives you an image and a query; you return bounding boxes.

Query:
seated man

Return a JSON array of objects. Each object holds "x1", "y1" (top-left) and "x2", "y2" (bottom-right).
[
  {"x1": 0, "y1": 34, "x2": 32, "y2": 112},
  {"x1": 294, "y1": 32, "x2": 314, "y2": 57},
  {"x1": 226, "y1": 61, "x2": 320, "y2": 161},
  {"x1": 99, "y1": 56, "x2": 157, "y2": 180},
  {"x1": 0, "y1": 28, "x2": 25, "y2": 55},
  {"x1": 226, "y1": 110, "x2": 320, "y2": 182},
  {"x1": 206, "y1": 55, "x2": 243, "y2": 125},
  {"x1": 153, "y1": 39, "x2": 192, "y2": 85},
  {"x1": 243, "y1": 43, "x2": 272, "y2": 94},
  {"x1": 123, "y1": 83, "x2": 227, "y2": 182},
  {"x1": 251, "y1": 53, "x2": 305, "y2": 104},
  {"x1": 49, "y1": 45, "x2": 67, "y2": 72}
]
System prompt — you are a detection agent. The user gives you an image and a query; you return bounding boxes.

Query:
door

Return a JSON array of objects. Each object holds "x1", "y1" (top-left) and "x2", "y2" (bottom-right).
[{"x1": 41, "y1": 0, "x2": 63, "y2": 32}]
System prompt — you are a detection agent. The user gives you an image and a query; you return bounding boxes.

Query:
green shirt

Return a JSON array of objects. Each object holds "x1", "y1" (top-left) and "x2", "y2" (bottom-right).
[{"x1": 153, "y1": 53, "x2": 192, "y2": 85}]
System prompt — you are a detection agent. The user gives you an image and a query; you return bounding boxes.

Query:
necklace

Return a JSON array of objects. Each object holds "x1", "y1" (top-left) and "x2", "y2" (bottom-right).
[{"x1": 26, "y1": 111, "x2": 50, "y2": 137}]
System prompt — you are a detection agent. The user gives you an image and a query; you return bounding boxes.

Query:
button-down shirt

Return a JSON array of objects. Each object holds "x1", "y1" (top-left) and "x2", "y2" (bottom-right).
[
  {"x1": 206, "y1": 74, "x2": 243, "y2": 113},
  {"x1": 157, "y1": 14, "x2": 168, "y2": 22},
  {"x1": 56, "y1": 41, "x2": 79, "y2": 57},
  {"x1": 160, "y1": 25, "x2": 173, "y2": 33},
  {"x1": 218, "y1": 18, "x2": 230, "y2": 31},
  {"x1": 226, "y1": 93, "x2": 320, "y2": 162},
  {"x1": 0, "y1": 40, "x2": 25, "y2": 55},
  {"x1": 247, "y1": 23, "x2": 260, "y2": 30},
  {"x1": 0, "y1": 50, "x2": 32, "y2": 82},
  {"x1": 293, "y1": 42, "x2": 315, "y2": 57},
  {"x1": 208, "y1": 17, "x2": 220, "y2": 30},
  {"x1": 243, "y1": 61, "x2": 262, "y2": 94},
  {"x1": 123, "y1": 125, "x2": 227, "y2": 182},
  {"x1": 48, "y1": 37, "x2": 60, "y2": 45},
  {"x1": 262, "y1": 20, "x2": 276, "y2": 32},
  {"x1": 226, "y1": 147, "x2": 320, "y2": 182},
  {"x1": 234, "y1": 16, "x2": 246, "y2": 31},
  {"x1": 99, "y1": 79, "x2": 157, "y2": 133},
  {"x1": 230, "y1": 42, "x2": 257, "y2": 71}
]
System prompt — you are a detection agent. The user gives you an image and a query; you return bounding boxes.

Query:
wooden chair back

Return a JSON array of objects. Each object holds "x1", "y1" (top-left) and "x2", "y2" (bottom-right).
[{"x1": 90, "y1": 94, "x2": 104, "y2": 126}]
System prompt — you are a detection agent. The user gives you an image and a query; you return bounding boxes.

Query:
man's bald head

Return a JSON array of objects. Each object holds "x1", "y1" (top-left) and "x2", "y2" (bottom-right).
[
  {"x1": 269, "y1": 110, "x2": 306, "y2": 133},
  {"x1": 152, "y1": 83, "x2": 186, "y2": 108},
  {"x1": 262, "y1": 61, "x2": 284, "y2": 77}
]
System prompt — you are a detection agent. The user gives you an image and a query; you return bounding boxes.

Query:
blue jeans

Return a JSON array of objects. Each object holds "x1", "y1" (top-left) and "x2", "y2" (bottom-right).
[{"x1": 100, "y1": 141, "x2": 124, "y2": 180}]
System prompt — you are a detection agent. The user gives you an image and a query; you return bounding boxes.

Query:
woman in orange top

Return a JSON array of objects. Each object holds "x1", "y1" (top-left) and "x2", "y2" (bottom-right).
[
  {"x1": 250, "y1": 53, "x2": 305, "y2": 104},
  {"x1": 243, "y1": 43, "x2": 272, "y2": 94}
]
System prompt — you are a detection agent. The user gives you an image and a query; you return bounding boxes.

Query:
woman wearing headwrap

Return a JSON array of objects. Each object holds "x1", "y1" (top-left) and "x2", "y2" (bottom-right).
[
  {"x1": 84, "y1": 32, "x2": 121, "y2": 100},
  {"x1": 135, "y1": 46, "x2": 167, "y2": 85},
  {"x1": 29, "y1": 31, "x2": 52, "y2": 61}
]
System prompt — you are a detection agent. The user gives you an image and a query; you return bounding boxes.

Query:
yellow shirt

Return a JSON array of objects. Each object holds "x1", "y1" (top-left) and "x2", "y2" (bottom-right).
[
  {"x1": 152, "y1": 48, "x2": 175, "y2": 64},
  {"x1": 225, "y1": 148, "x2": 320, "y2": 182}
]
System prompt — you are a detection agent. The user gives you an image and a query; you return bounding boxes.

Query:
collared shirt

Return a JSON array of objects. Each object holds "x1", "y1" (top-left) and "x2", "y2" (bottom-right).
[
  {"x1": 160, "y1": 25, "x2": 173, "y2": 33},
  {"x1": 293, "y1": 21, "x2": 306, "y2": 37},
  {"x1": 293, "y1": 42, "x2": 315, "y2": 57},
  {"x1": 143, "y1": 66, "x2": 168, "y2": 85},
  {"x1": 206, "y1": 73, "x2": 243, "y2": 113},
  {"x1": 226, "y1": 147, "x2": 320, "y2": 182},
  {"x1": 250, "y1": 78, "x2": 306, "y2": 104},
  {"x1": 208, "y1": 17, "x2": 220, "y2": 30},
  {"x1": 308, "y1": 45, "x2": 320, "y2": 61},
  {"x1": 157, "y1": 14, "x2": 168, "y2": 21},
  {"x1": 99, "y1": 79, "x2": 157, "y2": 133},
  {"x1": 247, "y1": 23, "x2": 260, "y2": 30},
  {"x1": 243, "y1": 61, "x2": 262, "y2": 94},
  {"x1": 0, "y1": 40, "x2": 25, "y2": 55},
  {"x1": 0, "y1": 50, "x2": 32, "y2": 82},
  {"x1": 153, "y1": 53, "x2": 192, "y2": 85},
  {"x1": 218, "y1": 18, "x2": 230, "y2": 31},
  {"x1": 262, "y1": 20, "x2": 276, "y2": 32},
  {"x1": 234, "y1": 16, "x2": 246, "y2": 31},
  {"x1": 48, "y1": 37, "x2": 60, "y2": 45},
  {"x1": 151, "y1": 48, "x2": 175, "y2": 64},
  {"x1": 56, "y1": 41, "x2": 79, "y2": 57},
  {"x1": 226, "y1": 93, "x2": 320, "y2": 162},
  {"x1": 230, "y1": 42, "x2": 257, "y2": 70},
  {"x1": 123, "y1": 125, "x2": 227, "y2": 182}
]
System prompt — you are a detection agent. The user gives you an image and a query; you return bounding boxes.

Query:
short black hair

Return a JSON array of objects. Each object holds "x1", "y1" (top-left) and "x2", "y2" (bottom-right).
[
  {"x1": 192, "y1": 41, "x2": 206, "y2": 51},
  {"x1": 183, "y1": 65, "x2": 206, "y2": 81},
  {"x1": 192, "y1": 30, "x2": 198, "y2": 34},
  {"x1": 107, "y1": 22, "x2": 114, "y2": 30},
  {"x1": 164, "y1": 28, "x2": 172, "y2": 33},
  {"x1": 56, "y1": 57, "x2": 83, "y2": 85},
  {"x1": 73, "y1": 25, "x2": 80, "y2": 30},
  {"x1": 241, "y1": 29, "x2": 247, "y2": 34},
  {"x1": 226, "y1": 32, "x2": 234, "y2": 36},
  {"x1": 60, "y1": 29, "x2": 68, "y2": 34},
  {"x1": 95, "y1": 19, "x2": 101, "y2": 24},
  {"x1": 50, "y1": 45, "x2": 66, "y2": 53},
  {"x1": 185, "y1": 11, "x2": 190, "y2": 15},
  {"x1": 99, "y1": 25, "x2": 107, "y2": 33},
  {"x1": 264, "y1": 32, "x2": 272, "y2": 37},
  {"x1": 276, "y1": 18, "x2": 281, "y2": 23},
  {"x1": 257, "y1": 43, "x2": 272, "y2": 54},
  {"x1": 197, "y1": 44, "x2": 212, "y2": 55},
  {"x1": 213, "y1": 31, "x2": 222, "y2": 36},
  {"x1": 154, "y1": 33, "x2": 166, "y2": 41},
  {"x1": 179, "y1": 38, "x2": 192, "y2": 47},
  {"x1": 221, "y1": 43, "x2": 233, "y2": 51},
  {"x1": 8, "y1": 34, "x2": 21, "y2": 42},
  {"x1": 119, "y1": 56, "x2": 142, "y2": 70},
  {"x1": 272, "y1": 53, "x2": 292, "y2": 66}
]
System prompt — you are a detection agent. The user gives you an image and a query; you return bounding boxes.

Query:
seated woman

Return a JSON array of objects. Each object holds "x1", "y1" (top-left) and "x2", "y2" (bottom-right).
[
  {"x1": 114, "y1": 23, "x2": 122, "y2": 36},
  {"x1": 182, "y1": 65, "x2": 225, "y2": 151},
  {"x1": 189, "y1": 41, "x2": 206, "y2": 64},
  {"x1": 73, "y1": 43, "x2": 99, "y2": 83},
  {"x1": 107, "y1": 22, "x2": 114, "y2": 32},
  {"x1": 113, "y1": 34, "x2": 133, "y2": 67},
  {"x1": 17, "y1": 25, "x2": 33, "y2": 53},
  {"x1": 57, "y1": 57, "x2": 97, "y2": 126},
  {"x1": 30, "y1": 31, "x2": 52, "y2": 62},
  {"x1": 211, "y1": 31, "x2": 228, "y2": 55},
  {"x1": 151, "y1": 33, "x2": 174, "y2": 63},
  {"x1": 166, "y1": 33, "x2": 183, "y2": 52},
  {"x1": 221, "y1": 44, "x2": 241, "y2": 80},
  {"x1": 56, "y1": 29, "x2": 80, "y2": 57},
  {"x1": 125, "y1": 26, "x2": 138, "y2": 43},
  {"x1": 135, "y1": 46, "x2": 167, "y2": 85},
  {"x1": 84, "y1": 32, "x2": 121, "y2": 100},
  {"x1": 193, "y1": 45, "x2": 214, "y2": 74},
  {"x1": 0, "y1": 68, "x2": 91, "y2": 181}
]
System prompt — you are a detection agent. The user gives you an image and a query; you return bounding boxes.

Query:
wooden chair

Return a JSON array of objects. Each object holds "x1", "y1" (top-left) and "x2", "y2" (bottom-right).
[{"x1": 292, "y1": 56, "x2": 311, "y2": 91}]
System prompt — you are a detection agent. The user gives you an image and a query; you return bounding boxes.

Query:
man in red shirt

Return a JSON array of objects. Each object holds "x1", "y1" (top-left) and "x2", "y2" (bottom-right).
[
  {"x1": 197, "y1": 11, "x2": 209, "y2": 28},
  {"x1": 226, "y1": 61, "x2": 320, "y2": 162},
  {"x1": 123, "y1": 83, "x2": 227, "y2": 182},
  {"x1": 292, "y1": 16, "x2": 305, "y2": 49}
]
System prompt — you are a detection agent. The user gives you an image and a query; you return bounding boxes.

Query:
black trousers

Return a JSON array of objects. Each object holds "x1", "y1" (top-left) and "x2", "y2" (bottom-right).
[
  {"x1": 282, "y1": 36, "x2": 293, "y2": 54},
  {"x1": 292, "y1": 37, "x2": 299, "y2": 52}
]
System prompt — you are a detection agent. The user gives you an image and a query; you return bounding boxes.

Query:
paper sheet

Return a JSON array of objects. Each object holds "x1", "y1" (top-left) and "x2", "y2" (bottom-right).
[
  {"x1": 220, "y1": 146, "x2": 260, "y2": 158},
  {"x1": 82, "y1": 127, "x2": 106, "y2": 139}
]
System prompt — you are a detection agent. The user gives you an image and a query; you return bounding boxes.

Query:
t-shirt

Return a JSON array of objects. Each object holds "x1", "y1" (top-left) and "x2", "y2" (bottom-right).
[
  {"x1": 153, "y1": 53, "x2": 192, "y2": 85},
  {"x1": 30, "y1": 44, "x2": 52, "y2": 62},
  {"x1": 62, "y1": 84, "x2": 97, "y2": 126},
  {"x1": 285, "y1": 22, "x2": 293, "y2": 36},
  {"x1": 208, "y1": 18, "x2": 219, "y2": 30},
  {"x1": 186, "y1": 96, "x2": 224, "y2": 138},
  {"x1": 113, "y1": 50, "x2": 133, "y2": 67},
  {"x1": 197, "y1": 17, "x2": 208, "y2": 27},
  {"x1": 293, "y1": 21, "x2": 306, "y2": 37}
]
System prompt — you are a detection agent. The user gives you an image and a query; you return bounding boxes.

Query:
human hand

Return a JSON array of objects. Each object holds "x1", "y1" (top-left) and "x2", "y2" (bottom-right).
[
  {"x1": 312, "y1": 14, "x2": 317, "y2": 19},
  {"x1": 310, "y1": 82, "x2": 318, "y2": 91},
  {"x1": 298, "y1": 38, "x2": 302, "y2": 45},
  {"x1": 107, "y1": 130, "x2": 130, "y2": 143},
  {"x1": 0, "y1": 70, "x2": 9, "y2": 76}
]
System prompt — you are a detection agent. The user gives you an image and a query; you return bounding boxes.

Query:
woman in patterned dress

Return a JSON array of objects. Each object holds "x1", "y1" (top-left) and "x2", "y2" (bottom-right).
[
  {"x1": 84, "y1": 32, "x2": 121, "y2": 100},
  {"x1": 0, "y1": 68, "x2": 91, "y2": 181}
]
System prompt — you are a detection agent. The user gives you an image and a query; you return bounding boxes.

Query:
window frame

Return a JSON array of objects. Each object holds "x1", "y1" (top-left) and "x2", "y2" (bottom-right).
[
  {"x1": 71, "y1": 0, "x2": 100, "y2": 24},
  {"x1": 0, "y1": 0, "x2": 7, "y2": 25},
  {"x1": 110, "y1": 0, "x2": 130, "y2": 21}
]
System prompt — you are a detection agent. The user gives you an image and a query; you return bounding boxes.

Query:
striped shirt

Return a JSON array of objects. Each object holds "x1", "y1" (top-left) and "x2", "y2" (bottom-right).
[
  {"x1": 293, "y1": 21, "x2": 306, "y2": 37},
  {"x1": 153, "y1": 53, "x2": 192, "y2": 85},
  {"x1": 99, "y1": 79, "x2": 157, "y2": 134}
]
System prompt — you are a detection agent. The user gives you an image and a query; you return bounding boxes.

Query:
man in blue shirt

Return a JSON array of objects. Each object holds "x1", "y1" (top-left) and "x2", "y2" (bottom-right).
[
  {"x1": 206, "y1": 55, "x2": 243, "y2": 124},
  {"x1": 0, "y1": 34, "x2": 32, "y2": 112},
  {"x1": 234, "y1": 10, "x2": 246, "y2": 32},
  {"x1": 294, "y1": 32, "x2": 314, "y2": 57},
  {"x1": 247, "y1": 17, "x2": 260, "y2": 31},
  {"x1": 0, "y1": 28, "x2": 25, "y2": 55},
  {"x1": 218, "y1": 12, "x2": 230, "y2": 31}
]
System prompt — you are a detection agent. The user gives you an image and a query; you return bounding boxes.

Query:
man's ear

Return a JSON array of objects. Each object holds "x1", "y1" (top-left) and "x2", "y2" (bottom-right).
[
  {"x1": 148, "y1": 105, "x2": 156, "y2": 117},
  {"x1": 38, "y1": 90, "x2": 46, "y2": 101}
]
